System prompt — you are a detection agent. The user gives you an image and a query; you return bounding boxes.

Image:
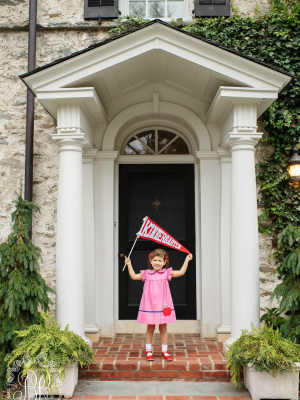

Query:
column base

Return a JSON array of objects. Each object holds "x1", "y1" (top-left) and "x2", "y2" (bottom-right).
[
  {"x1": 83, "y1": 336, "x2": 93, "y2": 349},
  {"x1": 85, "y1": 324, "x2": 101, "y2": 342},
  {"x1": 201, "y1": 323, "x2": 219, "y2": 339},
  {"x1": 217, "y1": 325, "x2": 231, "y2": 342},
  {"x1": 223, "y1": 336, "x2": 236, "y2": 354},
  {"x1": 218, "y1": 333, "x2": 231, "y2": 342},
  {"x1": 101, "y1": 322, "x2": 116, "y2": 337},
  {"x1": 85, "y1": 332, "x2": 100, "y2": 343}
]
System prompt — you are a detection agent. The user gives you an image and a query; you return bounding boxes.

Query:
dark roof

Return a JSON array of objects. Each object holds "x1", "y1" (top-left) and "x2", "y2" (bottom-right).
[{"x1": 20, "y1": 19, "x2": 294, "y2": 83}]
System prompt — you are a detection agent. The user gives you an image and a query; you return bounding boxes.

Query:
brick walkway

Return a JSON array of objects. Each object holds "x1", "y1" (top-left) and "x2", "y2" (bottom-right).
[{"x1": 79, "y1": 334, "x2": 232, "y2": 382}]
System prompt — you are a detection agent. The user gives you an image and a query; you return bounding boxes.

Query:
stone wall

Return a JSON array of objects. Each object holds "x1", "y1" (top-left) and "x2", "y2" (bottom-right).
[
  {"x1": 0, "y1": 0, "x2": 271, "y2": 27},
  {"x1": 0, "y1": 0, "x2": 277, "y2": 321},
  {"x1": 255, "y1": 125, "x2": 281, "y2": 317},
  {"x1": 232, "y1": 0, "x2": 271, "y2": 17}
]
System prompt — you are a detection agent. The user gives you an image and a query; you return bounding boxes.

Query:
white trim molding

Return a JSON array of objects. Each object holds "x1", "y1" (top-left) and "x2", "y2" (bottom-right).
[
  {"x1": 217, "y1": 148, "x2": 231, "y2": 164},
  {"x1": 103, "y1": 102, "x2": 211, "y2": 152},
  {"x1": 222, "y1": 132, "x2": 263, "y2": 149},
  {"x1": 96, "y1": 151, "x2": 119, "y2": 161},
  {"x1": 23, "y1": 23, "x2": 291, "y2": 96},
  {"x1": 83, "y1": 149, "x2": 98, "y2": 164},
  {"x1": 37, "y1": 88, "x2": 107, "y2": 124},
  {"x1": 217, "y1": 147, "x2": 231, "y2": 340},
  {"x1": 207, "y1": 87, "x2": 279, "y2": 124},
  {"x1": 194, "y1": 151, "x2": 218, "y2": 160},
  {"x1": 119, "y1": 155, "x2": 195, "y2": 164},
  {"x1": 51, "y1": 133, "x2": 91, "y2": 150}
]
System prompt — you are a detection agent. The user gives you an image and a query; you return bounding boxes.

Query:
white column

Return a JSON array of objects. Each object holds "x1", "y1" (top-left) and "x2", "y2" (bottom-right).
[
  {"x1": 195, "y1": 151, "x2": 221, "y2": 339},
  {"x1": 82, "y1": 150, "x2": 98, "y2": 336},
  {"x1": 52, "y1": 133, "x2": 89, "y2": 338},
  {"x1": 217, "y1": 148, "x2": 231, "y2": 340},
  {"x1": 94, "y1": 151, "x2": 119, "y2": 337},
  {"x1": 224, "y1": 132, "x2": 262, "y2": 349}
]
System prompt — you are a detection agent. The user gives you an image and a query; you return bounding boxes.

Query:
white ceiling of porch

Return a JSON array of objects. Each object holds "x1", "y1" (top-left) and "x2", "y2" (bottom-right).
[{"x1": 65, "y1": 49, "x2": 245, "y2": 107}]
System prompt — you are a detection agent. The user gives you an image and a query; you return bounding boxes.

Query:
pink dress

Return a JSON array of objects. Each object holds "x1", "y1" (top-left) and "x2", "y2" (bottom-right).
[{"x1": 137, "y1": 268, "x2": 177, "y2": 325}]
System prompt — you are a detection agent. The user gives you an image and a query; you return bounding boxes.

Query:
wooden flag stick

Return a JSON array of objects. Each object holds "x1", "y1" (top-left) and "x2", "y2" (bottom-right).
[{"x1": 122, "y1": 216, "x2": 148, "y2": 272}]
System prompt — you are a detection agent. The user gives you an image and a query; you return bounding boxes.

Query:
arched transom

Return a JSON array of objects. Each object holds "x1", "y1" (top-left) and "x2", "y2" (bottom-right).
[{"x1": 123, "y1": 128, "x2": 190, "y2": 155}]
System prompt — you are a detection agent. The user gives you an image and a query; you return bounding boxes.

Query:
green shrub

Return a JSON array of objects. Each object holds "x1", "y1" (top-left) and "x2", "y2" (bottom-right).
[
  {"x1": 226, "y1": 324, "x2": 300, "y2": 387},
  {"x1": 268, "y1": 226, "x2": 300, "y2": 341},
  {"x1": 0, "y1": 192, "x2": 55, "y2": 390},
  {"x1": 260, "y1": 307, "x2": 286, "y2": 330}
]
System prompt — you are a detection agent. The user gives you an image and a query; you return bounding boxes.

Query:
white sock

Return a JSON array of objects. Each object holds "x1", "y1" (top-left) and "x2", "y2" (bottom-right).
[
  {"x1": 146, "y1": 344, "x2": 152, "y2": 352},
  {"x1": 162, "y1": 344, "x2": 168, "y2": 352}
]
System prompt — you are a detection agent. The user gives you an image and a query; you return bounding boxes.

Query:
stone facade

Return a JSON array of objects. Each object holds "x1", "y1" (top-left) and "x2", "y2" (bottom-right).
[{"x1": 0, "y1": 0, "x2": 277, "y2": 321}]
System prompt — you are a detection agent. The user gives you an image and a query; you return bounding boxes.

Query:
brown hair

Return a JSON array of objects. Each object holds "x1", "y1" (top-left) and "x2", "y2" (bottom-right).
[{"x1": 148, "y1": 248, "x2": 169, "y2": 270}]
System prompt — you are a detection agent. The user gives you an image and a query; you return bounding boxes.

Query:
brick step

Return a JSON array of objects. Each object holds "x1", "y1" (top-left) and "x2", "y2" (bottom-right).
[
  {"x1": 79, "y1": 359, "x2": 232, "y2": 382},
  {"x1": 80, "y1": 334, "x2": 236, "y2": 382}
]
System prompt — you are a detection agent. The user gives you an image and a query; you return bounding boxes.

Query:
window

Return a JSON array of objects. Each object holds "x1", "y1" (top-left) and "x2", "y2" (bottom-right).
[
  {"x1": 129, "y1": 0, "x2": 184, "y2": 19},
  {"x1": 123, "y1": 129, "x2": 190, "y2": 155},
  {"x1": 84, "y1": 0, "x2": 119, "y2": 20},
  {"x1": 194, "y1": 0, "x2": 230, "y2": 17}
]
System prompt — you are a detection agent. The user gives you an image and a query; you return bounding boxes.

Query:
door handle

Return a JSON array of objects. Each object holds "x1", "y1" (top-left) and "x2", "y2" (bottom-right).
[{"x1": 119, "y1": 254, "x2": 125, "y2": 258}]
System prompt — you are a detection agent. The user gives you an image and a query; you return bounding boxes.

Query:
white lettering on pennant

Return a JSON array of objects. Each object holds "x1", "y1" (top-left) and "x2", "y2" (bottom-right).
[
  {"x1": 150, "y1": 225, "x2": 159, "y2": 239},
  {"x1": 141, "y1": 219, "x2": 151, "y2": 237},
  {"x1": 138, "y1": 217, "x2": 188, "y2": 253}
]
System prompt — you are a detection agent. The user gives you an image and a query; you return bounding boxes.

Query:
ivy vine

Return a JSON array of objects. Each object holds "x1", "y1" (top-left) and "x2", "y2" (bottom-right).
[{"x1": 109, "y1": 0, "x2": 300, "y2": 236}]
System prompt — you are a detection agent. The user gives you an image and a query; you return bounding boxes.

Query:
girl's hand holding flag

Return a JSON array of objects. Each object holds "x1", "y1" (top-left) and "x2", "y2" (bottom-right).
[
  {"x1": 172, "y1": 252, "x2": 193, "y2": 278},
  {"x1": 125, "y1": 256, "x2": 142, "y2": 281}
]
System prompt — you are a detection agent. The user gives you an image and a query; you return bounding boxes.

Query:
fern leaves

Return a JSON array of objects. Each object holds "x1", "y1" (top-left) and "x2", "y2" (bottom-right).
[
  {"x1": 5, "y1": 313, "x2": 94, "y2": 392},
  {"x1": 226, "y1": 325, "x2": 300, "y2": 387}
]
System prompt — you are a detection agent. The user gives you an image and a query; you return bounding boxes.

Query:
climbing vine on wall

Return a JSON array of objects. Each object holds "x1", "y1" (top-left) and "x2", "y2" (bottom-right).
[{"x1": 109, "y1": 0, "x2": 300, "y2": 236}]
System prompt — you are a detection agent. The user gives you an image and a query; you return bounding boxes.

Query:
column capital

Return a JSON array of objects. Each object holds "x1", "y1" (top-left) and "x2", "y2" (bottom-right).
[
  {"x1": 221, "y1": 132, "x2": 263, "y2": 151},
  {"x1": 194, "y1": 151, "x2": 218, "y2": 161},
  {"x1": 217, "y1": 148, "x2": 231, "y2": 163},
  {"x1": 96, "y1": 151, "x2": 119, "y2": 162},
  {"x1": 51, "y1": 133, "x2": 91, "y2": 152},
  {"x1": 83, "y1": 149, "x2": 98, "y2": 164},
  {"x1": 207, "y1": 87, "x2": 278, "y2": 125}
]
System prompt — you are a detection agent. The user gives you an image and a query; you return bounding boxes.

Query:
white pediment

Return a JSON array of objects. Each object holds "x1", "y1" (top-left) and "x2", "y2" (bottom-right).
[{"x1": 21, "y1": 21, "x2": 292, "y2": 127}]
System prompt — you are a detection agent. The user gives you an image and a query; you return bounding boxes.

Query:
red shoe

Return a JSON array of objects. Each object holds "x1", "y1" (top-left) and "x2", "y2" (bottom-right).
[
  {"x1": 162, "y1": 352, "x2": 173, "y2": 362},
  {"x1": 146, "y1": 350, "x2": 154, "y2": 361}
]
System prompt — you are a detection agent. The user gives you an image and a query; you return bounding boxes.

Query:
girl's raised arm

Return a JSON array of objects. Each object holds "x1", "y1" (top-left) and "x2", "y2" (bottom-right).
[
  {"x1": 125, "y1": 256, "x2": 142, "y2": 280},
  {"x1": 172, "y1": 253, "x2": 193, "y2": 278}
]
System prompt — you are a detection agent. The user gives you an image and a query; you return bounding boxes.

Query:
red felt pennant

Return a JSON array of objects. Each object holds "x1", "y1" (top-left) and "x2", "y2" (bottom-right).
[{"x1": 138, "y1": 217, "x2": 190, "y2": 254}]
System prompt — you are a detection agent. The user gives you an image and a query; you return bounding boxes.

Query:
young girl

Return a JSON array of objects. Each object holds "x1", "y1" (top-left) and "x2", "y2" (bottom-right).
[{"x1": 125, "y1": 249, "x2": 193, "y2": 362}]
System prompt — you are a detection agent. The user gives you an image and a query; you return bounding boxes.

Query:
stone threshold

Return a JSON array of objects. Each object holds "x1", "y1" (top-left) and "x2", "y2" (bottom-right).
[{"x1": 73, "y1": 381, "x2": 250, "y2": 398}]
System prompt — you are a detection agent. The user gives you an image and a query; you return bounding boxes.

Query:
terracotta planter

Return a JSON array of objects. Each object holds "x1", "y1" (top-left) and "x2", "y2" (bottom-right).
[
  {"x1": 243, "y1": 362, "x2": 300, "y2": 400},
  {"x1": 25, "y1": 362, "x2": 78, "y2": 399}
]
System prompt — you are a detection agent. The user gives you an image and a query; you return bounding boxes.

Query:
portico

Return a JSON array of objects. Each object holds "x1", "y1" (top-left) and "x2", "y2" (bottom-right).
[{"x1": 20, "y1": 20, "x2": 292, "y2": 345}]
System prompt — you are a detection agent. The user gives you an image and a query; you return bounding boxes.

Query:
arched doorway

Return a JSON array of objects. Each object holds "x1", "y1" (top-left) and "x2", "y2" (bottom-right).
[{"x1": 118, "y1": 128, "x2": 196, "y2": 320}]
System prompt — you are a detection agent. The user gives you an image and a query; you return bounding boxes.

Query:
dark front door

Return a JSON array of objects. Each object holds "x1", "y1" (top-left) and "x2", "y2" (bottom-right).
[{"x1": 119, "y1": 164, "x2": 196, "y2": 320}]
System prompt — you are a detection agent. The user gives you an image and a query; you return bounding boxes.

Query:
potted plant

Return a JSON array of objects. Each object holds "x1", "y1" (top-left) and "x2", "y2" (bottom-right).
[
  {"x1": 226, "y1": 324, "x2": 300, "y2": 400},
  {"x1": 5, "y1": 313, "x2": 94, "y2": 399}
]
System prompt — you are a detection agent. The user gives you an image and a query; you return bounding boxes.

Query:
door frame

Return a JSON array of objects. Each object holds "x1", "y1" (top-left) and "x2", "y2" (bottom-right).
[{"x1": 113, "y1": 155, "x2": 202, "y2": 326}]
